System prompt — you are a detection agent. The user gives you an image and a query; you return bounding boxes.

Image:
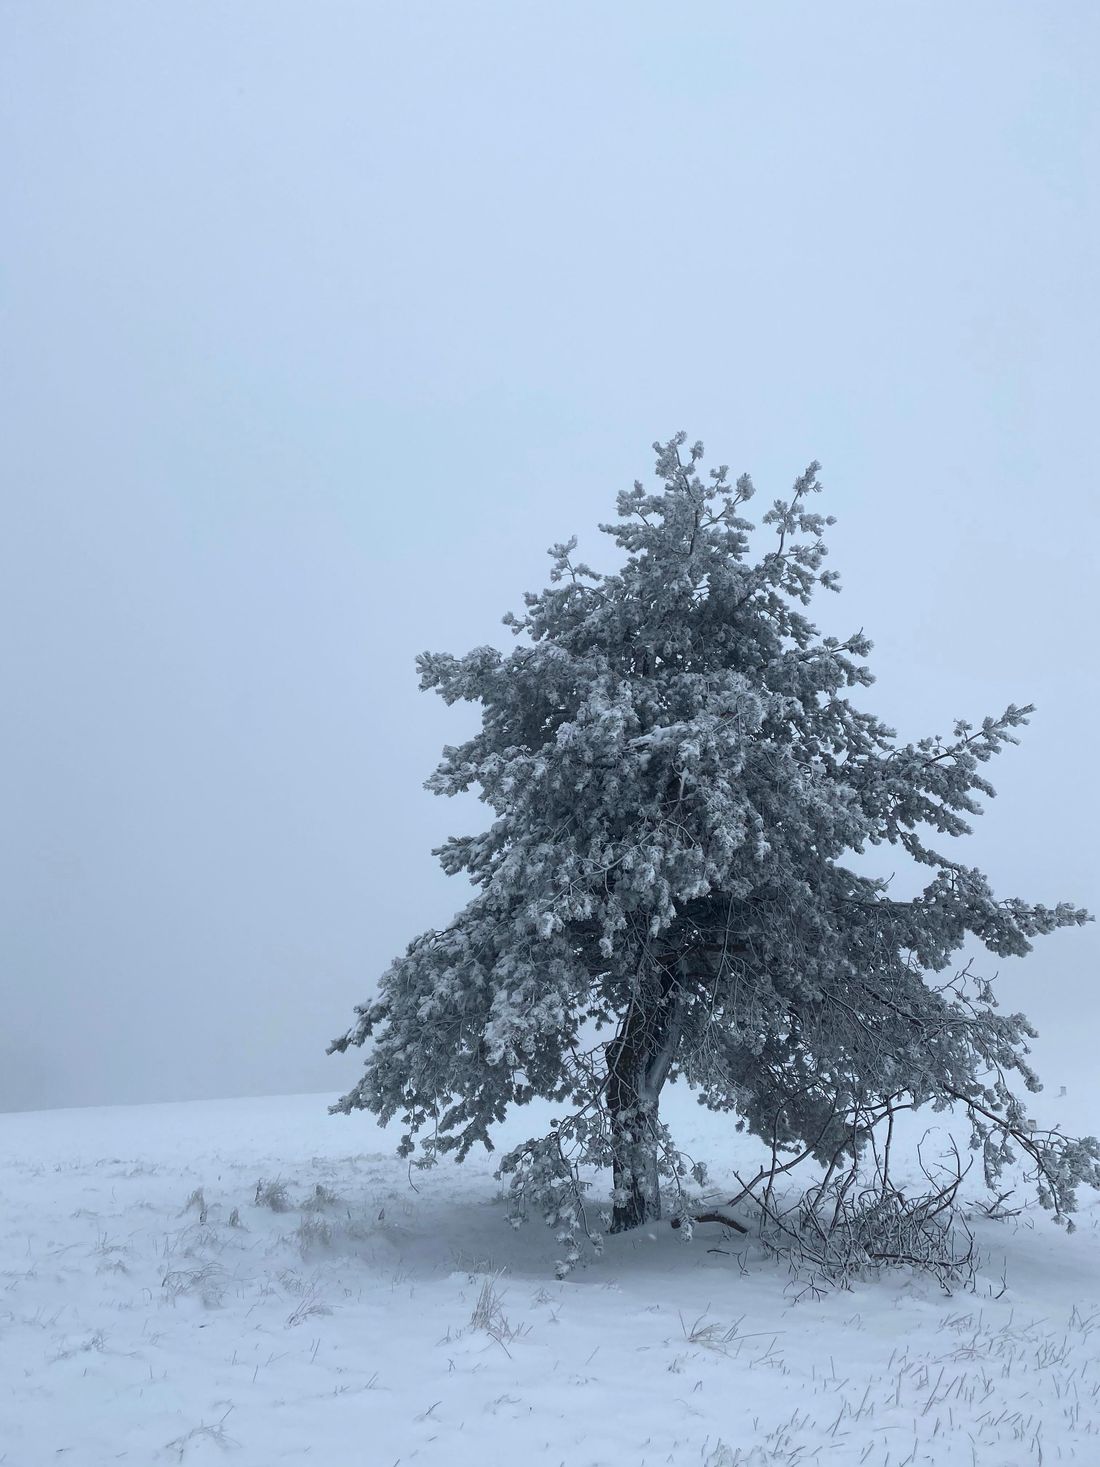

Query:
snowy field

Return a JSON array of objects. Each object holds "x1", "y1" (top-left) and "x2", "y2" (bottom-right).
[{"x1": 3, "y1": 1084, "x2": 1100, "y2": 1466}]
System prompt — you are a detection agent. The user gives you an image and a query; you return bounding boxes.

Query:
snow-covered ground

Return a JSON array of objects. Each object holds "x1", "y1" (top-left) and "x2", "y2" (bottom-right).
[{"x1": 3, "y1": 1084, "x2": 1100, "y2": 1465}]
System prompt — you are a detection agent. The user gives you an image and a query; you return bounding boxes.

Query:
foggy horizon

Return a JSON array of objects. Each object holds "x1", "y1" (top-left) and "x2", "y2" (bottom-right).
[{"x1": 3, "y1": 2, "x2": 1097, "y2": 1114}]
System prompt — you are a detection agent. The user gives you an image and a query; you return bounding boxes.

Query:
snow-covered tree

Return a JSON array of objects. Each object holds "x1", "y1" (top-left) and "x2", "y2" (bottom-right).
[{"x1": 331, "y1": 435, "x2": 1095, "y2": 1270}]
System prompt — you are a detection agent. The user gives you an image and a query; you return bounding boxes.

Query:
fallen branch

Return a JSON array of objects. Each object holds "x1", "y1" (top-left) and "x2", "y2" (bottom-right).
[{"x1": 672, "y1": 1210, "x2": 749, "y2": 1234}]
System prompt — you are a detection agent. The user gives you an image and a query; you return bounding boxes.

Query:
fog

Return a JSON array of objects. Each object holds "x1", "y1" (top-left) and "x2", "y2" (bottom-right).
[{"x1": 2, "y1": 3, "x2": 1096, "y2": 1113}]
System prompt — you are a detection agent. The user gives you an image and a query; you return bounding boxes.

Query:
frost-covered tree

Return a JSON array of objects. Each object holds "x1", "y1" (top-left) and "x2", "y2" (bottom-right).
[{"x1": 331, "y1": 436, "x2": 1095, "y2": 1269}]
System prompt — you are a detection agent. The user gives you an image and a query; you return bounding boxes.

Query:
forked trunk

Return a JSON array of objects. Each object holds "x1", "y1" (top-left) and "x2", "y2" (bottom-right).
[{"x1": 607, "y1": 967, "x2": 683, "y2": 1233}]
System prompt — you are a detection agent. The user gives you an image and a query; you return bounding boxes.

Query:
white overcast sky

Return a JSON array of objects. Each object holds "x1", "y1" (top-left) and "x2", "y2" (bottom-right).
[{"x1": 1, "y1": 2, "x2": 1097, "y2": 1112}]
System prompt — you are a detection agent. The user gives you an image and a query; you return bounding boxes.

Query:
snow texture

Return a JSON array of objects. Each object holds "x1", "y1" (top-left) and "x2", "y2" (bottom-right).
[{"x1": 3, "y1": 1083, "x2": 1099, "y2": 1465}]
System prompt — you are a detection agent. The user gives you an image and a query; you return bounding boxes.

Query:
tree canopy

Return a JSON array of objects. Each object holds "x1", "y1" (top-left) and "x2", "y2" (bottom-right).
[{"x1": 331, "y1": 435, "x2": 1094, "y2": 1276}]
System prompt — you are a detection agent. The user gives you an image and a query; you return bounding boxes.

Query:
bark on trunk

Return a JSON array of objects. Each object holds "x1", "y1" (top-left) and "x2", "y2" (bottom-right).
[{"x1": 607, "y1": 966, "x2": 683, "y2": 1234}]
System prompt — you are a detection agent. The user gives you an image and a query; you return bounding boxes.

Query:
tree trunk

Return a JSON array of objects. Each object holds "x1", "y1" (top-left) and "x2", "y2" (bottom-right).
[{"x1": 607, "y1": 967, "x2": 683, "y2": 1233}]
